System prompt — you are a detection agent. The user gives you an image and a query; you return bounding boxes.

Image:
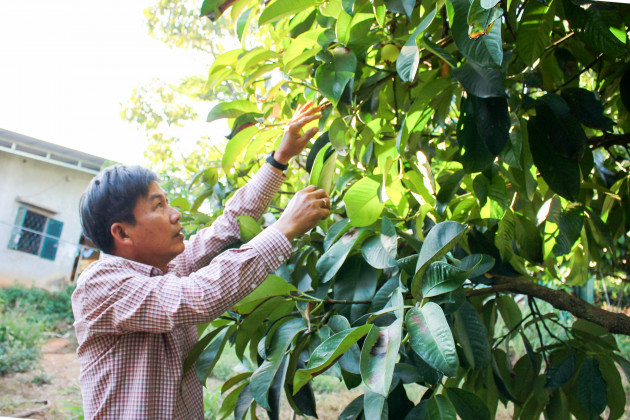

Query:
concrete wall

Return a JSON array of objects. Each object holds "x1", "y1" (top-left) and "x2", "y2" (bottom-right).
[{"x1": 0, "y1": 151, "x2": 95, "y2": 289}]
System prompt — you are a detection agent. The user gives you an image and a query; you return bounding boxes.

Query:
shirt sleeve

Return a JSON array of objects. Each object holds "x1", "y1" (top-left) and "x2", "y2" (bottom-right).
[
  {"x1": 72, "y1": 226, "x2": 292, "y2": 336},
  {"x1": 173, "y1": 164, "x2": 285, "y2": 276}
]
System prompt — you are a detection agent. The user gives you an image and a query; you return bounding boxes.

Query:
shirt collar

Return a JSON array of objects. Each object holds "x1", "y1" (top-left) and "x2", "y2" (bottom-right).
[{"x1": 100, "y1": 253, "x2": 177, "y2": 276}]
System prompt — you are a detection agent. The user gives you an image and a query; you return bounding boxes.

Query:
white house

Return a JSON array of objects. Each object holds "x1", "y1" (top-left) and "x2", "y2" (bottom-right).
[{"x1": 0, "y1": 128, "x2": 106, "y2": 289}]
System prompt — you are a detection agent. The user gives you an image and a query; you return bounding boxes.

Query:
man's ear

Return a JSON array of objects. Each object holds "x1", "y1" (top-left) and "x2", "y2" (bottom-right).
[{"x1": 111, "y1": 222, "x2": 134, "y2": 248}]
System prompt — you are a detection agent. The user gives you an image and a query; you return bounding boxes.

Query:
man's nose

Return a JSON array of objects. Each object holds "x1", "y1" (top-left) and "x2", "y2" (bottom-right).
[{"x1": 170, "y1": 207, "x2": 182, "y2": 224}]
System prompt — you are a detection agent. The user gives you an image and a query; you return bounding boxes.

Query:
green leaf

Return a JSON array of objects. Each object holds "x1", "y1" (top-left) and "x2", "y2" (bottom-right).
[
  {"x1": 334, "y1": 256, "x2": 378, "y2": 322},
  {"x1": 170, "y1": 197, "x2": 190, "y2": 212},
  {"x1": 450, "y1": 0, "x2": 502, "y2": 67},
  {"x1": 422, "y1": 262, "x2": 469, "y2": 298},
  {"x1": 421, "y1": 34, "x2": 458, "y2": 68},
  {"x1": 545, "y1": 350, "x2": 576, "y2": 389},
  {"x1": 516, "y1": 0, "x2": 555, "y2": 66},
  {"x1": 577, "y1": 357, "x2": 607, "y2": 420},
  {"x1": 435, "y1": 170, "x2": 465, "y2": 214},
  {"x1": 328, "y1": 315, "x2": 361, "y2": 374},
  {"x1": 233, "y1": 275, "x2": 297, "y2": 314},
  {"x1": 535, "y1": 94, "x2": 587, "y2": 160},
  {"x1": 528, "y1": 115, "x2": 580, "y2": 201},
  {"x1": 427, "y1": 394, "x2": 457, "y2": 420},
  {"x1": 446, "y1": 387, "x2": 491, "y2": 420},
  {"x1": 183, "y1": 326, "x2": 226, "y2": 375},
  {"x1": 306, "y1": 132, "x2": 330, "y2": 173},
  {"x1": 457, "y1": 98, "x2": 494, "y2": 174},
  {"x1": 452, "y1": 62, "x2": 504, "y2": 98},
  {"x1": 195, "y1": 325, "x2": 235, "y2": 383},
  {"x1": 363, "y1": 388, "x2": 388, "y2": 419},
  {"x1": 344, "y1": 177, "x2": 386, "y2": 227},
  {"x1": 323, "y1": 218, "x2": 352, "y2": 251},
  {"x1": 495, "y1": 209, "x2": 515, "y2": 262},
  {"x1": 385, "y1": 0, "x2": 415, "y2": 19},
  {"x1": 293, "y1": 324, "x2": 372, "y2": 394},
  {"x1": 234, "y1": 383, "x2": 254, "y2": 420},
  {"x1": 250, "y1": 318, "x2": 306, "y2": 410},
  {"x1": 474, "y1": 96, "x2": 510, "y2": 155},
  {"x1": 396, "y1": 8, "x2": 437, "y2": 82},
  {"x1": 596, "y1": 355, "x2": 626, "y2": 420},
  {"x1": 467, "y1": 0, "x2": 503, "y2": 40},
  {"x1": 329, "y1": 117, "x2": 349, "y2": 156},
  {"x1": 315, "y1": 47, "x2": 357, "y2": 106},
  {"x1": 200, "y1": 0, "x2": 229, "y2": 20},
  {"x1": 457, "y1": 254, "x2": 495, "y2": 278},
  {"x1": 222, "y1": 125, "x2": 259, "y2": 173},
  {"x1": 339, "y1": 395, "x2": 364, "y2": 420},
  {"x1": 258, "y1": 0, "x2": 320, "y2": 26},
  {"x1": 309, "y1": 143, "x2": 338, "y2": 195},
  {"x1": 454, "y1": 301, "x2": 491, "y2": 370},
  {"x1": 411, "y1": 221, "x2": 467, "y2": 299},
  {"x1": 561, "y1": 88, "x2": 614, "y2": 131},
  {"x1": 406, "y1": 303, "x2": 459, "y2": 377},
  {"x1": 361, "y1": 217, "x2": 398, "y2": 269},
  {"x1": 316, "y1": 228, "x2": 370, "y2": 283},
  {"x1": 360, "y1": 289, "x2": 403, "y2": 396},
  {"x1": 207, "y1": 100, "x2": 260, "y2": 123},
  {"x1": 360, "y1": 318, "x2": 403, "y2": 396},
  {"x1": 237, "y1": 215, "x2": 262, "y2": 242},
  {"x1": 552, "y1": 204, "x2": 584, "y2": 257},
  {"x1": 496, "y1": 295, "x2": 522, "y2": 332}
]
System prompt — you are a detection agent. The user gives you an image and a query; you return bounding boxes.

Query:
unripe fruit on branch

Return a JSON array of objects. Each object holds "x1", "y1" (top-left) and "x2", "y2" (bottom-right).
[{"x1": 381, "y1": 43, "x2": 400, "y2": 65}]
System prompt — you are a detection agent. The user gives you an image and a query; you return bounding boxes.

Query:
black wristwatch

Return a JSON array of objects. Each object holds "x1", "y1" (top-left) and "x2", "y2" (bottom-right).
[{"x1": 266, "y1": 151, "x2": 289, "y2": 171}]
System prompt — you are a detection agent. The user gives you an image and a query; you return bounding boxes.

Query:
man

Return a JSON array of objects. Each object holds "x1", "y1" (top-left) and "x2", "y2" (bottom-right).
[{"x1": 72, "y1": 102, "x2": 330, "y2": 419}]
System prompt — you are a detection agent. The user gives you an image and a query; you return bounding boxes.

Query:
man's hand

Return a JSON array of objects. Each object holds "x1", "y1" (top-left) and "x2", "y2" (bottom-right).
[
  {"x1": 274, "y1": 185, "x2": 331, "y2": 241},
  {"x1": 273, "y1": 102, "x2": 326, "y2": 165}
]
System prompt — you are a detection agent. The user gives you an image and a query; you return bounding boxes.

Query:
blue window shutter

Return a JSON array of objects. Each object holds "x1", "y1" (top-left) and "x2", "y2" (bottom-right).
[
  {"x1": 40, "y1": 219, "x2": 63, "y2": 261},
  {"x1": 7, "y1": 206, "x2": 27, "y2": 250}
]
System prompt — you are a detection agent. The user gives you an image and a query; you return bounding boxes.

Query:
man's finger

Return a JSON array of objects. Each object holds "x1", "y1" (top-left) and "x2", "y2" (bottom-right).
[
  {"x1": 295, "y1": 113, "x2": 321, "y2": 127},
  {"x1": 300, "y1": 127, "x2": 319, "y2": 142}
]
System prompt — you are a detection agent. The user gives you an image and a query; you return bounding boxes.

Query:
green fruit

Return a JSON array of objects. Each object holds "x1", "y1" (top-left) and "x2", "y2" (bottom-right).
[{"x1": 381, "y1": 44, "x2": 400, "y2": 64}]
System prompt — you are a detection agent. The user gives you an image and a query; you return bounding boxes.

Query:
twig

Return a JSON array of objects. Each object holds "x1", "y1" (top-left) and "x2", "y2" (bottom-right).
[{"x1": 11, "y1": 401, "x2": 50, "y2": 418}]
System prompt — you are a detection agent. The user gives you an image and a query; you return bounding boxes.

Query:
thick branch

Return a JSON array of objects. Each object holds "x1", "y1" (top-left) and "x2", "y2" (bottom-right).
[
  {"x1": 589, "y1": 132, "x2": 630, "y2": 149},
  {"x1": 467, "y1": 276, "x2": 630, "y2": 336}
]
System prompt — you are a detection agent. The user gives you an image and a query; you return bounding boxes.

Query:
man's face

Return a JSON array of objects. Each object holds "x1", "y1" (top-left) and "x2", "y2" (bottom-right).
[{"x1": 125, "y1": 182, "x2": 185, "y2": 269}]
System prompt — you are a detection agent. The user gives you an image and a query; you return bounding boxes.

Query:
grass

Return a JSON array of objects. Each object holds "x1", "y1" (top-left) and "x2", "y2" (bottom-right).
[{"x1": 0, "y1": 284, "x2": 75, "y2": 377}]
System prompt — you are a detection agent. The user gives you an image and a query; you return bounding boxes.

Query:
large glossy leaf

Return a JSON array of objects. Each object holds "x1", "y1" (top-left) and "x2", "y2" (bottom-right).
[
  {"x1": 363, "y1": 388, "x2": 388, "y2": 419},
  {"x1": 329, "y1": 117, "x2": 349, "y2": 156},
  {"x1": 474, "y1": 96, "x2": 510, "y2": 155},
  {"x1": 222, "y1": 125, "x2": 259, "y2": 172},
  {"x1": 577, "y1": 357, "x2": 607, "y2": 420},
  {"x1": 446, "y1": 387, "x2": 491, "y2": 420},
  {"x1": 339, "y1": 395, "x2": 364, "y2": 420},
  {"x1": 552, "y1": 204, "x2": 584, "y2": 256},
  {"x1": 195, "y1": 325, "x2": 235, "y2": 383},
  {"x1": 233, "y1": 275, "x2": 296, "y2": 314},
  {"x1": 427, "y1": 394, "x2": 457, "y2": 420},
  {"x1": 450, "y1": 0, "x2": 502, "y2": 67},
  {"x1": 516, "y1": 0, "x2": 555, "y2": 66},
  {"x1": 334, "y1": 256, "x2": 378, "y2": 322},
  {"x1": 406, "y1": 303, "x2": 459, "y2": 377},
  {"x1": 309, "y1": 143, "x2": 338, "y2": 194},
  {"x1": 315, "y1": 47, "x2": 357, "y2": 106},
  {"x1": 457, "y1": 97, "x2": 494, "y2": 174},
  {"x1": 328, "y1": 315, "x2": 361, "y2": 374},
  {"x1": 293, "y1": 324, "x2": 372, "y2": 394},
  {"x1": 360, "y1": 289, "x2": 403, "y2": 396},
  {"x1": 454, "y1": 301, "x2": 491, "y2": 370},
  {"x1": 496, "y1": 295, "x2": 522, "y2": 332},
  {"x1": 452, "y1": 62, "x2": 504, "y2": 98},
  {"x1": 596, "y1": 355, "x2": 626, "y2": 420},
  {"x1": 361, "y1": 217, "x2": 398, "y2": 269},
  {"x1": 237, "y1": 215, "x2": 261, "y2": 242},
  {"x1": 528, "y1": 115, "x2": 580, "y2": 201},
  {"x1": 234, "y1": 384, "x2": 254, "y2": 420},
  {"x1": 344, "y1": 177, "x2": 386, "y2": 227},
  {"x1": 258, "y1": 0, "x2": 320, "y2": 25},
  {"x1": 535, "y1": 94, "x2": 587, "y2": 160},
  {"x1": 561, "y1": 88, "x2": 614, "y2": 131},
  {"x1": 206, "y1": 100, "x2": 260, "y2": 122},
  {"x1": 411, "y1": 221, "x2": 467, "y2": 299},
  {"x1": 323, "y1": 218, "x2": 352, "y2": 251},
  {"x1": 316, "y1": 228, "x2": 370, "y2": 283},
  {"x1": 184, "y1": 326, "x2": 226, "y2": 375},
  {"x1": 545, "y1": 350, "x2": 576, "y2": 389},
  {"x1": 396, "y1": 8, "x2": 436, "y2": 82},
  {"x1": 250, "y1": 318, "x2": 306, "y2": 410},
  {"x1": 422, "y1": 262, "x2": 469, "y2": 298},
  {"x1": 467, "y1": 0, "x2": 503, "y2": 39}
]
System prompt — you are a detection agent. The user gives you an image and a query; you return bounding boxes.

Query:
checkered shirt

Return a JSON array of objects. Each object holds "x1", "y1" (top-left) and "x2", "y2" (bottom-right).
[{"x1": 72, "y1": 165, "x2": 292, "y2": 419}]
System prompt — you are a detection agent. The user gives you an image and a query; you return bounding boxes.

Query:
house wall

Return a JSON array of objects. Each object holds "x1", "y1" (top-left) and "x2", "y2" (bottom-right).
[{"x1": 0, "y1": 151, "x2": 95, "y2": 289}]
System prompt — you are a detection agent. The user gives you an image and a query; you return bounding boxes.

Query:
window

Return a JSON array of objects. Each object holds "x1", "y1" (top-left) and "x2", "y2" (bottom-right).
[{"x1": 8, "y1": 206, "x2": 64, "y2": 261}]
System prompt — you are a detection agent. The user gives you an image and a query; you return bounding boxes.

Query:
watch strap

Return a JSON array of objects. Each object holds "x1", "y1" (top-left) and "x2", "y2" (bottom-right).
[{"x1": 266, "y1": 151, "x2": 289, "y2": 171}]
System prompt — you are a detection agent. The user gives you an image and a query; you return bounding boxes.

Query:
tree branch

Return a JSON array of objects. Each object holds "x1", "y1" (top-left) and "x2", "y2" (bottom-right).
[
  {"x1": 589, "y1": 132, "x2": 630, "y2": 149},
  {"x1": 467, "y1": 276, "x2": 630, "y2": 336}
]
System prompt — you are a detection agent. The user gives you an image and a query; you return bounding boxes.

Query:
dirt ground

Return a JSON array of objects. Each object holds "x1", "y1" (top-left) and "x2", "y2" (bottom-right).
[{"x1": 0, "y1": 336, "x2": 82, "y2": 419}]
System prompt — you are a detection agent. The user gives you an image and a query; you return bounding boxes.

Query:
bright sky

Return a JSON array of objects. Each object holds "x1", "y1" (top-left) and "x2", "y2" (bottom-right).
[{"x1": 0, "y1": 0, "x2": 213, "y2": 165}]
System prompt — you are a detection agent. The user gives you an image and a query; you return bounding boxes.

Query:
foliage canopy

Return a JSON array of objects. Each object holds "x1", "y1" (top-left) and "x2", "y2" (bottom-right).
[{"x1": 151, "y1": 0, "x2": 630, "y2": 418}]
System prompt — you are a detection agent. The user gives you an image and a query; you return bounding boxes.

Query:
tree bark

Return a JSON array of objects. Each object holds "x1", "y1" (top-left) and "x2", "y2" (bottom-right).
[
  {"x1": 467, "y1": 276, "x2": 630, "y2": 336},
  {"x1": 589, "y1": 132, "x2": 630, "y2": 149}
]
